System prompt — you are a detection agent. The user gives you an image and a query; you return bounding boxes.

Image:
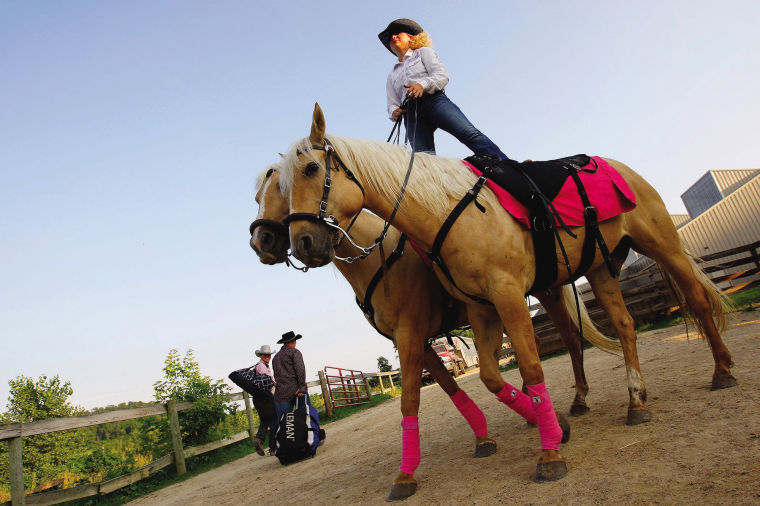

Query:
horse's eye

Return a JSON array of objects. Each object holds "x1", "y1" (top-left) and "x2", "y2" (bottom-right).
[{"x1": 304, "y1": 162, "x2": 320, "y2": 177}]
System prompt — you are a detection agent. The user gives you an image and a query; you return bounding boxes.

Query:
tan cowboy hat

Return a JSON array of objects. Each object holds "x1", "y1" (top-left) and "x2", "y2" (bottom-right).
[{"x1": 255, "y1": 345, "x2": 274, "y2": 357}]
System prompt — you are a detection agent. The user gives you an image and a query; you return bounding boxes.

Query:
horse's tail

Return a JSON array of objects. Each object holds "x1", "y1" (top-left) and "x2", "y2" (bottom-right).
[
  {"x1": 560, "y1": 284, "x2": 623, "y2": 355},
  {"x1": 660, "y1": 247, "x2": 731, "y2": 336}
]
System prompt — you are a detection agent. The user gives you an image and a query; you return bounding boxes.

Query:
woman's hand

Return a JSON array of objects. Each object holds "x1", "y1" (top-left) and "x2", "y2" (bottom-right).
[
  {"x1": 404, "y1": 83, "x2": 424, "y2": 98},
  {"x1": 392, "y1": 108, "x2": 406, "y2": 121}
]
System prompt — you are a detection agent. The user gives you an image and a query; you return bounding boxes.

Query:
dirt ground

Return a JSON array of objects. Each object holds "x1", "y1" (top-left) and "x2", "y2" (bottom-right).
[{"x1": 132, "y1": 313, "x2": 760, "y2": 505}]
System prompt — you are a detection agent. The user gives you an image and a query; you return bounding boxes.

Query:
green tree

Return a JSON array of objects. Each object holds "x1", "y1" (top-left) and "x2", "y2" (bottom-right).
[
  {"x1": 152, "y1": 349, "x2": 235, "y2": 451},
  {"x1": 0, "y1": 375, "x2": 89, "y2": 492},
  {"x1": 2, "y1": 375, "x2": 85, "y2": 422},
  {"x1": 377, "y1": 356, "x2": 392, "y2": 372}
]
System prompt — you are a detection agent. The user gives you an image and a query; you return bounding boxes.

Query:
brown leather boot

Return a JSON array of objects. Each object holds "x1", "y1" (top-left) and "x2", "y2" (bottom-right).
[{"x1": 252, "y1": 437, "x2": 265, "y2": 456}]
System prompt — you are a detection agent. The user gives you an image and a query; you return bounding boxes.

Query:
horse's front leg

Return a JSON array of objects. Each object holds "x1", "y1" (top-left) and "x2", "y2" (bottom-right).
[
  {"x1": 387, "y1": 326, "x2": 425, "y2": 502},
  {"x1": 491, "y1": 287, "x2": 568, "y2": 482},
  {"x1": 535, "y1": 289, "x2": 590, "y2": 416},
  {"x1": 422, "y1": 344, "x2": 497, "y2": 458}
]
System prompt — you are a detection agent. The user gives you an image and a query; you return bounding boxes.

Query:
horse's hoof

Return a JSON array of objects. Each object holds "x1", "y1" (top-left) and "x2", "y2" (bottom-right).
[
  {"x1": 569, "y1": 404, "x2": 590, "y2": 417},
  {"x1": 533, "y1": 460, "x2": 568, "y2": 482},
  {"x1": 556, "y1": 412, "x2": 571, "y2": 444},
  {"x1": 626, "y1": 408, "x2": 652, "y2": 425},
  {"x1": 711, "y1": 374, "x2": 738, "y2": 390},
  {"x1": 386, "y1": 482, "x2": 417, "y2": 502},
  {"x1": 474, "y1": 439, "x2": 497, "y2": 458}
]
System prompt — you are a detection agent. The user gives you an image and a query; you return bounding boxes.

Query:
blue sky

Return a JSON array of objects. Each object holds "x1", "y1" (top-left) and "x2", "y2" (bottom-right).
[{"x1": 2, "y1": 1, "x2": 759, "y2": 409}]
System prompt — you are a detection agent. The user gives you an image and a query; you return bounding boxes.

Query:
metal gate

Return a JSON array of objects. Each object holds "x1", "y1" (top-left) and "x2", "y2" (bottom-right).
[{"x1": 323, "y1": 366, "x2": 370, "y2": 408}]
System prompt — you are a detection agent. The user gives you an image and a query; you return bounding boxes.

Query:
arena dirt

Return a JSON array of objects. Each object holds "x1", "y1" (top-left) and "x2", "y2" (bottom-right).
[{"x1": 131, "y1": 312, "x2": 760, "y2": 505}]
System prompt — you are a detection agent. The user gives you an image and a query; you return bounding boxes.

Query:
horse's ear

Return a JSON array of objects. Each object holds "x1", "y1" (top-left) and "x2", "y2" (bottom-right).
[
  {"x1": 309, "y1": 102, "x2": 325, "y2": 144},
  {"x1": 278, "y1": 152, "x2": 286, "y2": 159}
]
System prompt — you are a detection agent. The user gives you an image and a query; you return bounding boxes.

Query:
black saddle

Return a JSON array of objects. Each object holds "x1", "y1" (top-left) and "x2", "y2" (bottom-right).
[
  {"x1": 464, "y1": 154, "x2": 591, "y2": 208},
  {"x1": 463, "y1": 153, "x2": 616, "y2": 293}
]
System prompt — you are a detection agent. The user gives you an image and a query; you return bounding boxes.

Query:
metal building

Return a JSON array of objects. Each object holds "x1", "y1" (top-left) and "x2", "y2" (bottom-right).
[
  {"x1": 680, "y1": 169, "x2": 759, "y2": 219},
  {"x1": 677, "y1": 172, "x2": 760, "y2": 256}
]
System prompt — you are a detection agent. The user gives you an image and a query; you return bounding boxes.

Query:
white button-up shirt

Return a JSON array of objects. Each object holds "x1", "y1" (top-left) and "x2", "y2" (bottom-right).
[{"x1": 386, "y1": 47, "x2": 450, "y2": 120}]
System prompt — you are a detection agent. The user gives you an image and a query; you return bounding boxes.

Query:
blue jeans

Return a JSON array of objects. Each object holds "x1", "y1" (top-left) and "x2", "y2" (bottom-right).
[
  {"x1": 404, "y1": 91, "x2": 508, "y2": 159},
  {"x1": 275, "y1": 395, "x2": 311, "y2": 421}
]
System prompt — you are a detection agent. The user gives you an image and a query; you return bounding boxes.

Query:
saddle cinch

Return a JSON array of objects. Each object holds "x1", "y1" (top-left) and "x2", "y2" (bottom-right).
[{"x1": 463, "y1": 154, "x2": 629, "y2": 294}]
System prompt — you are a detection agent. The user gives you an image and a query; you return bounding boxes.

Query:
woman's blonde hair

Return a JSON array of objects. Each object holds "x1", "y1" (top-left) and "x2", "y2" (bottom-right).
[{"x1": 409, "y1": 31, "x2": 432, "y2": 49}]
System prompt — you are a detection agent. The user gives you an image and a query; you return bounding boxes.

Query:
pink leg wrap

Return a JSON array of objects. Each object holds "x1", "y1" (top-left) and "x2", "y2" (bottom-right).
[
  {"x1": 527, "y1": 382, "x2": 563, "y2": 450},
  {"x1": 495, "y1": 382, "x2": 538, "y2": 424},
  {"x1": 450, "y1": 389, "x2": 488, "y2": 437},
  {"x1": 400, "y1": 416, "x2": 420, "y2": 475}
]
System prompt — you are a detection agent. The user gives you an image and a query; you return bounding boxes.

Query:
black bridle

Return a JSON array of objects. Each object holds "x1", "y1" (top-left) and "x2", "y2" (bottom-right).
[
  {"x1": 282, "y1": 135, "x2": 417, "y2": 264},
  {"x1": 282, "y1": 139, "x2": 377, "y2": 263}
]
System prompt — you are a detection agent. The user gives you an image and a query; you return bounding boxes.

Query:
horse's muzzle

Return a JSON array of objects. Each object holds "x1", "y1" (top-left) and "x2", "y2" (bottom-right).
[
  {"x1": 291, "y1": 224, "x2": 334, "y2": 268},
  {"x1": 250, "y1": 227, "x2": 289, "y2": 265}
]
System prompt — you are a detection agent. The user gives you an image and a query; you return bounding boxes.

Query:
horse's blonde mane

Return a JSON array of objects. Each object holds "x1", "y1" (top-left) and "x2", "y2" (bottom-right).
[{"x1": 279, "y1": 135, "x2": 500, "y2": 217}]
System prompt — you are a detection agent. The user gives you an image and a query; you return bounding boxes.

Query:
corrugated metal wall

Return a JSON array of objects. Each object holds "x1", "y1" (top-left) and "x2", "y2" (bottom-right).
[
  {"x1": 711, "y1": 169, "x2": 759, "y2": 196},
  {"x1": 678, "y1": 174, "x2": 760, "y2": 256},
  {"x1": 670, "y1": 214, "x2": 690, "y2": 228}
]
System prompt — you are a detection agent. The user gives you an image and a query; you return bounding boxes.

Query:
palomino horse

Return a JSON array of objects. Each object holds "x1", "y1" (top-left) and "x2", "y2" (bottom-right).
[
  {"x1": 251, "y1": 166, "x2": 614, "y2": 500},
  {"x1": 280, "y1": 104, "x2": 737, "y2": 488}
]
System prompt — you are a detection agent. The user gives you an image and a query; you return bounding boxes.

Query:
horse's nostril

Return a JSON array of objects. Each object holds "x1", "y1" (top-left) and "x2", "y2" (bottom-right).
[
  {"x1": 261, "y1": 230, "x2": 274, "y2": 248},
  {"x1": 299, "y1": 235, "x2": 313, "y2": 253}
]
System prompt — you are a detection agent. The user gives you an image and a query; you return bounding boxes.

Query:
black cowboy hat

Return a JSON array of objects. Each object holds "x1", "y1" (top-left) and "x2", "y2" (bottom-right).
[
  {"x1": 277, "y1": 331, "x2": 302, "y2": 344},
  {"x1": 378, "y1": 18, "x2": 423, "y2": 55}
]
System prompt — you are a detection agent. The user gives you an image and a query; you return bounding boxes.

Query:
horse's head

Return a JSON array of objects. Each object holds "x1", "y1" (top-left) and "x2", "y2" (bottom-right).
[
  {"x1": 281, "y1": 104, "x2": 365, "y2": 268},
  {"x1": 250, "y1": 164, "x2": 290, "y2": 264}
]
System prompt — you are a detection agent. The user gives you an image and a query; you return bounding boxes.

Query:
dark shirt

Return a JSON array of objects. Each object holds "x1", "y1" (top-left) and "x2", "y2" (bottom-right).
[{"x1": 272, "y1": 345, "x2": 306, "y2": 403}]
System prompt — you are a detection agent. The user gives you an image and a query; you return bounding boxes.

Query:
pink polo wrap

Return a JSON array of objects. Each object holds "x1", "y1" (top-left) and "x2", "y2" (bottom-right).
[
  {"x1": 450, "y1": 389, "x2": 488, "y2": 437},
  {"x1": 400, "y1": 416, "x2": 420, "y2": 475},
  {"x1": 495, "y1": 381, "x2": 538, "y2": 424},
  {"x1": 527, "y1": 382, "x2": 563, "y2": 450}
]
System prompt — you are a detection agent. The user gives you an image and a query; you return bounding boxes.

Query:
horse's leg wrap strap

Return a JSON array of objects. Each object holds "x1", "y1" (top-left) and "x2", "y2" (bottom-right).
[
  {"x1": 450, "y1": 389, "x2": 488, "y2": 437},
  {"x1": 496, "y1": 382, "x2": 538, "y2": 424},
  {"x1": 527, "y1": 382, "x2": 563, "y2": 450},
  {"x1": 400, "y1": 416, "x2": 420, "y2": 475}
]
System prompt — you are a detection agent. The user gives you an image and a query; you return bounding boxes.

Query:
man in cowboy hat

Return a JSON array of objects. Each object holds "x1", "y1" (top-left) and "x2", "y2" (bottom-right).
[
  {"x1": 272, "y1": 331, "x2": 311, "y2": 420},
  {"x1": 250, "y1": 344, "x2": 278, "y2": 456}
]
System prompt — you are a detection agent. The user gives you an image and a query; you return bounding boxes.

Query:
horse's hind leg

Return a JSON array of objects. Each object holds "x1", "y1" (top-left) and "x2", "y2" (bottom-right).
[
  {"x1": 639, "y1": 246, "x2": 736, "y2": 389},
  {"x1": 535, "y1": 289, "x2": 590, "y2": 416},
  {"x1": 585, "y1": 268, "x2": 651, "y2": 425}
]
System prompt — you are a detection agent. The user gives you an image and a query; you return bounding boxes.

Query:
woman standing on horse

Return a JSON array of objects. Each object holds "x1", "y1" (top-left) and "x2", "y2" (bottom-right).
[{"x1": 379, "y1": 18, "x2": 508, "y2": 159}]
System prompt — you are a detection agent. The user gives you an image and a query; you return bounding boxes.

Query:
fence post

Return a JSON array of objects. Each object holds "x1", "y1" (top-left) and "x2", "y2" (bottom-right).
[
  {"x1": 379, "y1": 374, "x2": 386, "y2": 394},
  {"x1": 9, "y1": 436, "x2": 25, "y2": 506},
  {"x1": 318, "y1": 370, "x2": 333, "y2": 419},
  {"x1": 242, "y1": 392, "x2": 256, "y2": 443},
  {"x1": 388, "y1": 372, "x2": 394, "y2": 390},
  {"x1": 166, "y1": 400, "x2": 186, "y2": 476},
  {"x1": 362, "y1": 376, "x2": 372, "y2": 400}
]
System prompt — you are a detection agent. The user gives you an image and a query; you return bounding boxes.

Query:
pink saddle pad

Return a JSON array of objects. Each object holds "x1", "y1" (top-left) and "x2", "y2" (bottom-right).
[{"x1": 464, "y1": 156, "x2": 636, "y2": 228}]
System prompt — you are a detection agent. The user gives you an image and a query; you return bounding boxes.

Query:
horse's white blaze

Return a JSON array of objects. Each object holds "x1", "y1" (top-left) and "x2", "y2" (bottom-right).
[{"x1": 256, "y1": 175, "x2": 274, "y2": 220}]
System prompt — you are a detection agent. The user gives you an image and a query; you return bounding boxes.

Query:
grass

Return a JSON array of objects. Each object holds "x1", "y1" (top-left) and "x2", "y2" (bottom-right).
[
  {"x1": 64, "y1": 440, "x2": 258, "y2": 505},
  {"x1": 727, "y1": 284, "x2": 760, "y2": 311}
]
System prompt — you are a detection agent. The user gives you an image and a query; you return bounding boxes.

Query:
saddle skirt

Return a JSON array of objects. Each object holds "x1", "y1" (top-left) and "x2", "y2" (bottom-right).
[{"x1": 464, "y1": 156, "x2": 637, "y2": 228}]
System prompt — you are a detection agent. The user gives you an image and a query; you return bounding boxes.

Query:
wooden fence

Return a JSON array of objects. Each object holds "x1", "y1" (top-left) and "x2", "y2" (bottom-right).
[
  {"x1": 0, "y1": 369, "x2": 399, "y2": 506},
  {"x1": 532, "y1": 241, "x2": 760, "y2": 354}
]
